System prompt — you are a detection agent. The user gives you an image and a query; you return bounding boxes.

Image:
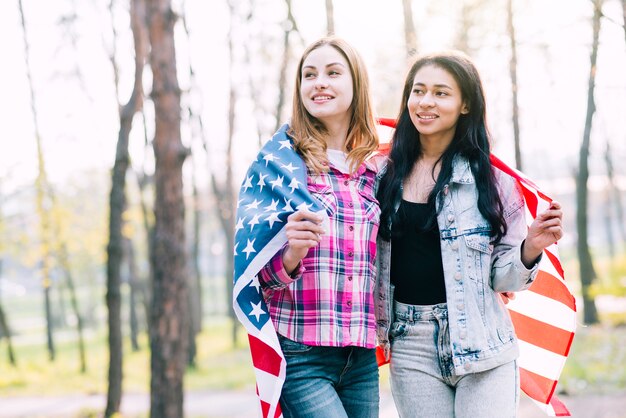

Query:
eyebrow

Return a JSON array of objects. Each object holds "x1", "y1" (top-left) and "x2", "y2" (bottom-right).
[
  {"x1": 302, "y1": 62, "x2": 346, "y2": 70},
  {"x1": 413, "y1": 82, "x2": 453, "y2": 89}
]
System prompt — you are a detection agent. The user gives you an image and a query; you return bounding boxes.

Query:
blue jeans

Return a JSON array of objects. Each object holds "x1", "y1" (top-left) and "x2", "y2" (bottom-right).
[
  {"x1": 278, "y1": 335, "x2": 379, "y2": 418},
  {"x1": 389, "y1": 302, "x2": 519, "y2": 418}
]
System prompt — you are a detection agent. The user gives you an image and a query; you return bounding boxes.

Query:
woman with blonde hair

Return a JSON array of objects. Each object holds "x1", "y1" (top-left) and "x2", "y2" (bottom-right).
[{"x1": 251, "y1": 36, "x2": 380, "y2": 417}]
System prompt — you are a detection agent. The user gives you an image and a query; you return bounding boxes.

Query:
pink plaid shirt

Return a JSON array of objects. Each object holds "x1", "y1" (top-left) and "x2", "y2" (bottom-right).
[{"x1": 258, "y1": 159, "x2": 380, "y2": 348}]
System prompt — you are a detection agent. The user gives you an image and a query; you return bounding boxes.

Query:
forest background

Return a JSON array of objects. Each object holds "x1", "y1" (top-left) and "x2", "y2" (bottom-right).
[{"x1": 0, "y1": 0, "x2": 625, "y2": 417}]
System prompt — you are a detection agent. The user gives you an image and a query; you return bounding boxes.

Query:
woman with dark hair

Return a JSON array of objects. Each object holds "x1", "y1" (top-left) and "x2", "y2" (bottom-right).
[{"x1": 375, "y1": 51, "x2": 563, "y2": 417}]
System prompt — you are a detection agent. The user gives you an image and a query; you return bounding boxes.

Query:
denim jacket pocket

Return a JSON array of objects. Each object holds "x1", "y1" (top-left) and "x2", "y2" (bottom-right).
[
  {"x1": 278, "y1": 335, "x2": 314, "y2": 355},
  {"x1": 463, "y1": 233, "x2": 493, "y2": 286},
  {"x1": 307, "y1": 183, "x2": 338, "y2": 217},
  {"x1": 464, "y1": 233, "x2": 493, "y2": 254}
]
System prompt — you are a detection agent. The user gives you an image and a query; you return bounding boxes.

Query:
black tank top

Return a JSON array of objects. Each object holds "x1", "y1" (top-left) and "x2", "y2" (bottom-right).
[{"x1": 390, "y1": 200, "x2": 446, "y2": 305}]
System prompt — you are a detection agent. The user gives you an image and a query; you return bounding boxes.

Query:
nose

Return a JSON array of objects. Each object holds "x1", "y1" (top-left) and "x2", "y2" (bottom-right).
[
  {"x1": 315, "y1": 75, "x2": 329, "y2": 89},
  {"x1": 419, "y1": 92, "x2": 435, "y2": 107}
]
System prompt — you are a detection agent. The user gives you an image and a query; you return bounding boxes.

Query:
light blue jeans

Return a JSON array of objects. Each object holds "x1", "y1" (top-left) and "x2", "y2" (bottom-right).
[
  {"x1": 389, "y1": 301, "x2": 519, "y2": 418},
  {"x1": 278, "y1": 334, "x2": 379, "y2": 418}
]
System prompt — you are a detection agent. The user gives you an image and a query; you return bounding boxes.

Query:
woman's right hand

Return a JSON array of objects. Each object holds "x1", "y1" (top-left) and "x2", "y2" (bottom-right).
[{"x1": 282, "y1": 210, "x2": 326, "y2": 274}]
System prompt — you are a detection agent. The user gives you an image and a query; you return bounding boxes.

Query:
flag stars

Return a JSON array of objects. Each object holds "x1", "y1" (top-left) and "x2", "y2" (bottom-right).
[
  {"x1": 248, "y1": 276, "x2": 261, "y2": 293},
  {"x1": 288, "y1": 178, "x2": 301, "y2": 193},
  {"x1": 257, "y1": 173, "x2": 268, "y2": 192},
  {"x1": 264, "y1": 199, "x2": 279, "y2": 212},
  {"x1": 281, "y1": 162, "x2": 299, "y2": 173},
  {"x1": 242, "y1": 175, "x2": 254, "y2": 192},
  {"x1": 263, "y1": 153, "x2": 278, "y2": 166},
  {"x1": 283, "y1": 198, "x2": 294, "y2": 211},
  {"x1": 248, "y1": 214, "x2": 261, "y2": 231},
  {"x1": 296, "y1": 202, "x2": 313, "y2": 212},
  {"x1": 266, "y1": 212, "x2": 282, "y2": 229},
  {"x1": 270, "y1": 175, "x2": 284, "y2": 190},
  {"x1": 249, "y1": 300, "x2": 266, "y2": 322},
  {"x1": 245, "y1": 199, "x2": 262, "y2": 211},
  {"x1": 278, "y1": 140, "x2": 292, "y2": 150},
  {"x1": 235, "y1": 217, "x2": 245, "y2": 233},
  {"x1": 242, "y1": 239, "x2": 256, "y2": 259}
]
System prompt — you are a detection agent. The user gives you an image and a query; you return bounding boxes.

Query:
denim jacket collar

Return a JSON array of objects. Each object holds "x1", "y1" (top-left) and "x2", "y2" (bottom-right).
[{"x1": 450, "y1": 155, "x2": 475, "y2": 184}]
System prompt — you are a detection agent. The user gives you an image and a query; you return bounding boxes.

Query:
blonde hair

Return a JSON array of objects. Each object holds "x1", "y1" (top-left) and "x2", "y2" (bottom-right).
[{"x1": 289, "y1": 37, "x2": 379, "y2": 174}]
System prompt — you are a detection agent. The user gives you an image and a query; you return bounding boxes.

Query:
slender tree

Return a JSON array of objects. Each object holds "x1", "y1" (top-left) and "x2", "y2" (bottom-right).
[
  {"x1": 147, "y1": 0, "x2": 190, "y2": 416},
  {"x1": 179, "y1": 2, "x2": 206, "y2": 364},
  {"x1": 211, "y1": 0, "x2": 239, "y2": 346},
  {"x1": 274, "y1": 0, "x2": 303, "y2": 133},
  {"x1": 576, "y1": 0, "x2": 603, "y2": 324},
  {"x1": 123, "y1": 234, "x2": 142, "y2": 351},
  {"x1": 0, "y1": 241, "x2": 16, "y2": 366},
  {"x1": 18, "y1": 0, "x2": 56, "y2": 361},
  {"x1": 0, "y1": 193, "x2": 15, "y2": 366},
  {"x1": 604, "y1": 141, "x2": 626, "y2": 248},
  {"x1": 507, "y1": 0, "x2": 523, "y2": 170},
  {"x1": 402, "y1": 0, "x2": 417, "y2": 58},
  {"x1": 187, "y1": 159, "x2": 202, "y2": 367},
  {"x1": 622, "y1": 0, "x2": 626, "y2": 46},
  {"x1": 0, "y1": 302, "x2": 15, "y2": 366},
  {"x1": 325, "y1": 0, "x2": 335, "y2": 35},
  {"x1": 52, "y1": 215, "x2": 87, "y2": 372},
  {"x1": 454, "y1": 1, "x2": 475, "y2": 54},
  {"x1": 105, "y1": 0, "x2": 148, "y2": 414}
]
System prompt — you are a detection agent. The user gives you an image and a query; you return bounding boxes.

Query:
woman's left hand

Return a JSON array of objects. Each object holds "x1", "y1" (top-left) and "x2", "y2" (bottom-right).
[{"x1": 521, "y1": 200, "x2": 563, "y2": 267}]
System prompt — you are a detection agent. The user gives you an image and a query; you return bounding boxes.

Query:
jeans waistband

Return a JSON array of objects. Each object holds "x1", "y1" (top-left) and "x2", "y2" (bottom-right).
[{"x1": 393, "y1": 300, "x2": 448, "y2": 322}]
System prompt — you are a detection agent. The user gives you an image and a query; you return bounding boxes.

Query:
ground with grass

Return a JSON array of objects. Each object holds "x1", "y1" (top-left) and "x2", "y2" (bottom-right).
[{"x1": 1, "y1": 318, "x2": 626, "y2": 417}]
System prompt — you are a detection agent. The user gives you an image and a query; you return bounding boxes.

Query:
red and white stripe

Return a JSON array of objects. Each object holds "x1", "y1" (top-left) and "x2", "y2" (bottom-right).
[{"x1": 492, "y1": 154, "x2": 576, "y2": 417}]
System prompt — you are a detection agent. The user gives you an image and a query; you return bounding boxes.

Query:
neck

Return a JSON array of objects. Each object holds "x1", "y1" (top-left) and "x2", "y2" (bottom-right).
[
  {"x1": 322, "y1": 117, "x2": 350, "y2": 151},
  {"x1": 419, "y1": 132, "x2": 453, "y2": 161}
]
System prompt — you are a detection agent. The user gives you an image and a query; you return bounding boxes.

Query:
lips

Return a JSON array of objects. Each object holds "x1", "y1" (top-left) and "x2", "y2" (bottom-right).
[{"x1": 312, "y1": 94, "x2": 333, "y2": 103}]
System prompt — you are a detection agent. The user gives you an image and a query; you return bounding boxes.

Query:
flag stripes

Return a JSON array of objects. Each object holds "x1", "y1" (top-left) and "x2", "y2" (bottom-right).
[{"x1": 509, "y1": 311, "x2": 574, "y2": 356}]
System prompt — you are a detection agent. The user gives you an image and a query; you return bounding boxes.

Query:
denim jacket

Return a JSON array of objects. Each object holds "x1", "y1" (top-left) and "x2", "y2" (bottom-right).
[{"x1": 374, "y1": 155, "x2": 540, "y2": 376}]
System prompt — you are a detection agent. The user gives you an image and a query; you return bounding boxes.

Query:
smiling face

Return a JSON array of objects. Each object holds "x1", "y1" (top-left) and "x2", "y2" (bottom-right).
[
  {"x1": 407, "y1": 64, "x2": 468, "y2": 146},
  {"x1": 300, "y1": 44, "x2": 354, "y2": 130}
]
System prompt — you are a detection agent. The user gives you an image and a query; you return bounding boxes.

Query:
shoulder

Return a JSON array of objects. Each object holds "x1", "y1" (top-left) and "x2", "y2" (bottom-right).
[
  {"x1": 365, "y1": 146, "x2": 390, "y2": 174},
  {"x1": 492, "y1": 168, "x2": 524, "y2": 217}
]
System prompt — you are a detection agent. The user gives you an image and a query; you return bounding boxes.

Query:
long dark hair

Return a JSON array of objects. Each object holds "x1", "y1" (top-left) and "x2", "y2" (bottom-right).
[{"x1": 377, "y1": 51, "x2": 506, "y2": 243}]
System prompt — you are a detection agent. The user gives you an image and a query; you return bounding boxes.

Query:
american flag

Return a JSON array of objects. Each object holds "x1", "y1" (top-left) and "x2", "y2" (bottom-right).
[
  {"x1": 490, "y1": 154, "x2": 576, "y2": 416},
  {"x1": 376, "y1": 118, "x2": 576, "y2": 416},
  {"x1": 233, "y1": 124, "x2": 327, "y2": 418}
]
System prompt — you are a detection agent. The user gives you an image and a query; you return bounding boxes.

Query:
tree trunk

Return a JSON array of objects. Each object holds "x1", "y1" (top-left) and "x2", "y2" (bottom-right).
[
  {"x1": 622, "y1": 0, "x2": 626, "y2": 47},
  {"x1": 137, "y1": 168, "x2": 154, "y2": 326},
  {"x1": 273, "y1": 0, "x2": 301, "y2": 133},
  {"x1": 18, "y1": 0, "x2": 56, "y2": 362},
  {"x1": 325, "y1": 0, "x2": 335, "y2": 35},
  {"x1": 0, "y1": 293, "x2": 16, "y2": 366},
  {"x1": 604, "y1": 142, "x2": 626, "y2": 244},
  {"x1": 124, "y1": 236, "x2": 141, "y2": 351},
  {"x1": 179, "y1": 7, "x2": 204, "y2": 364},
  {"x1": 187, "y1": 161, "x2": 202, "y2": 367},
  {"x1": 576, "y1": 0, "x2": 602, "y2": 325},
  {"x1": 402, "y1": 0, "x2": 417, "y2": 58},
  {"x1": 214, "y1": 0, "x2": 238, "y2": 347},
  {"x1": 507, "y1": 0, "x2": 523, "y2": 171},
  {"x1": 57, "y1": 240, "x2": 87, "y2": 372},
  {"x1": 105, "y1": 0, "x2": 148, "y2": 415},
  {"x1": 147, "y1": 0, "x2": 190, "y2": 416}
]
